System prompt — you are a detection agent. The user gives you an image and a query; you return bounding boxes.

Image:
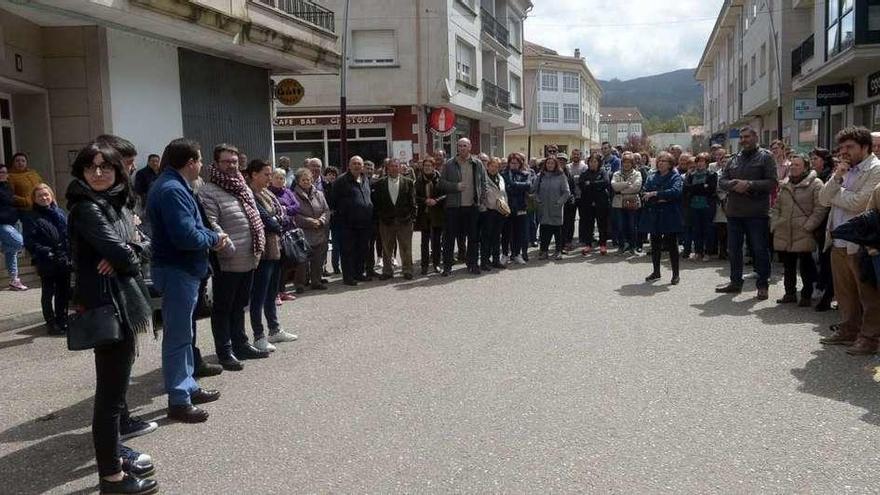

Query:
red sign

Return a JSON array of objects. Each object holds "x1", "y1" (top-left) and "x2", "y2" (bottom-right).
[{"x1": 429, "y1": 107, "x2": 455, "y2": 135}]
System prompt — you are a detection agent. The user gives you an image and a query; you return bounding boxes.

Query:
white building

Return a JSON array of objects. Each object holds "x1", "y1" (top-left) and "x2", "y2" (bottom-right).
[
  {"x1": 0, "y1": 0, "x2": 339, "y2": 188},
  {"x1": 792, "y1": 0, "x2": 880, "y2": 147},
  {"x1": 272, "y1": 0, "x2": 532, "y2": 167},
  {"x1": 599, "y1": 107, "x2": 644, "y2": 148},
  {"x1": 505, "y1": 42, "x2": 602, "y2": 158},
  {"x1": 696, "y1": 0, "x2": 814, "y2": 151}
]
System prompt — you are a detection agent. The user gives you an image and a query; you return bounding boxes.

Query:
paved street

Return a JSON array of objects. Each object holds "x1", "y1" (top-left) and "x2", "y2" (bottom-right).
[{"x1": 2, "y1": 252, "x2": 880, "y2": 494}]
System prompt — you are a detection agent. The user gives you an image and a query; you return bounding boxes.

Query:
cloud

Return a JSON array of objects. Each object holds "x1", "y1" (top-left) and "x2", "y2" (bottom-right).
[{"x1": 523, "y1": 0, "x2": 724, "y2": 81}]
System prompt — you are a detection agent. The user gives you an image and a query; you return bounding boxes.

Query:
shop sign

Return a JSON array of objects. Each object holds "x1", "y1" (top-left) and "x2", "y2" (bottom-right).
[
  {"x1": 275, "y1": 78, "x2": 305, "y2": 106},
  {"x1": 274, "y1": 113, "x2": 392, "y2": 127},
  {"x1": 868, "y1": 71, "x2": 880, "y2": 99},
  {"x1": 816, "y1": 83, "x2": 853, "y2": 106},
  {"x1": 794, "y1": 99, "x2": 821, "y2": 120},
  {"x1": 428, "y1": 107, "x2": 456, "y2": 136}
]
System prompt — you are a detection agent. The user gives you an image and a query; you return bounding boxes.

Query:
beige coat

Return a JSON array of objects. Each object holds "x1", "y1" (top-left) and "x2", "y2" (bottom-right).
[
  {"x1": 771, "y1": 171, "x2": 827, "y2": 253},
  {"x1": 819, "y1": 154, "x2": 880, "y2": 253},
  {"x1": 611, "y1": 169, "x2": 643, "y2": 208},
  {"x1": 482, "y1": 173, "x2": 508, "y2": 213},
  {"x1": 869, "y1": 182, "x2": 880, "y2": 212}
]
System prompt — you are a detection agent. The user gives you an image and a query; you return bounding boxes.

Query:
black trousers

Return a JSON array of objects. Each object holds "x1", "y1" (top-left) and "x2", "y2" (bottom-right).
[
  {"x1": 443, "y1": 206, "x2": 480, "y2": 269},
  {"x1": 650, "y1": 233, "x2": 680, "y2": 277},
  {"x1": 191, "y1": 278, "x2": 208, "y2": 368},
  {"x1": 581, "y1": 203, "x2": 609, "y2": 245},
  {"x1": 781, "y1": 251, "x2": 817, "y2": 298},
  {"x1": 539, "y1": 224, "x2": 563, "y2": 254},
  {"x1": 480, "y1": 210, "x2": 505, "y2": 265},
  {"x1": 40, "y1": 269, "x2": 70, "y2": 326},
  {"x1": 211, "y1": 270, "x2": 254, "y2": 359},
  {"x1": 93, "y1": 335, "x2": 136, "y2": 477},
  {"x1": 420, "y1": 227, "x2": 443, "y2": 268},
  {"x1": 500, "y1": 215, "x2": 512, "y2": 256},
  {"x1": 341, "y1": 226, "x2": 372, "y2": 282},
  {"x1": 562, "y1": 202, "x2": 577, "y2": 246}
]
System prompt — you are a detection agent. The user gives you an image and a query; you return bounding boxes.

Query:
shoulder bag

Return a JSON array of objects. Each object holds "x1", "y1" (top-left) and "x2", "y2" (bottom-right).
[
  {"x1": 67, "y1": 277, "x2": 123, "y2": 351},
  {"x1": 280, "y1": 227, "x2": 312, "y2": 264}
]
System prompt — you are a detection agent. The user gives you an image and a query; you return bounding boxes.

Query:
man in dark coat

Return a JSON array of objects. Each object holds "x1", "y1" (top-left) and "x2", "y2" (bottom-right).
[
  {"x1": 372, "y1": 158, "x2": 417, "y2": 280},
  {"x1": 331, "y1": 155, "x2": 374, "y2": 286}
]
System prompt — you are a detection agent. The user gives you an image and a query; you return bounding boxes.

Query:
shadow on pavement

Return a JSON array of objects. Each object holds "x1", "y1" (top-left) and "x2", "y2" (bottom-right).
[
  {"x1": 0, "y1": 367, "x2": 165, "y2": 494},
  {"x1": 0, "y1": 323, "x2": 57, "y2": 351}
]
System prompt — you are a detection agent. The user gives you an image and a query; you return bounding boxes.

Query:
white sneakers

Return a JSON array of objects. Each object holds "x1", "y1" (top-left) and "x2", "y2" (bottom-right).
[
  {"x1": 254, "y1": 336, "x2": 277, "y2": 353},
  {"x1": 513, "y1": 255, "x2": 526, "y2": 265},
  {"x1": 268, "y1": 329, "x2": 298, "y2": 343}
]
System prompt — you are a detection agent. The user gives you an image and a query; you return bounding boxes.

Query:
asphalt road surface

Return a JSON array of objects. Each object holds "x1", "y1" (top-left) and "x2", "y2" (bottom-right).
[{"x1": 2, "y1": 252, "x2": 880, "y2": 494}]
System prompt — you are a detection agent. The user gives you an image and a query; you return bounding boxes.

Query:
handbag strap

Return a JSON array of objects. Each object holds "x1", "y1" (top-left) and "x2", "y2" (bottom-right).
[{"x1": 783, "y1": 185, "x2": 810, "y2": 218}]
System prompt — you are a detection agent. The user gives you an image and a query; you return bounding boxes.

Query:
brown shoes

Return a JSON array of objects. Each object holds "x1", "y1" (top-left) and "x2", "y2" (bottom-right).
[
  {"x1": 820, "y1": 331, "x2": 856, "y2": 346},
  {"x1": 846, "y1": 339, "x2": 877, "y2": 356},
  {"x1": 756, "y1": 288, "x2": 769, "y2": 301}
]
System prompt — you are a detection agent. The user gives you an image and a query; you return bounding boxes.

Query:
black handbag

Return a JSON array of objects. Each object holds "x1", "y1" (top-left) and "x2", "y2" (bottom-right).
[
  {"x1": 67, "y1": 278, "x2": 123, "y2": 351},
  {"x1": 280, "y1": 228, "x2": 312, "y2": 264}
]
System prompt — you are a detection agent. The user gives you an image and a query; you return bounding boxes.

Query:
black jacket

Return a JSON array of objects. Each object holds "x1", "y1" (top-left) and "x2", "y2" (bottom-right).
[
  {"x1": 23, "y1": 204, "x2": 70, "y2": 276},
  {"x1": 0, "y1": 182, "x2": 17, "y2": 226},
  {"x1": 330, "y1": 172, "x2": 374, "y2": 229},
  {"x1": 832, "y1": 209, "x2": 880, "y2": 250},
  {"x1": 414, "y1": 171, "x2": 446, "y2": 231},
  {"x1": 578, "y1": 168, "x2": 611, "y2": 207},
  {"x1": 684, "y1": 170, "x2": 718, "y2": 208},
  {"x1": 66, "y1": 180, "x2": 148, "y2": 311},
  {"x1": 372, "y1": 175, "x2": 416, "y2": 225}
]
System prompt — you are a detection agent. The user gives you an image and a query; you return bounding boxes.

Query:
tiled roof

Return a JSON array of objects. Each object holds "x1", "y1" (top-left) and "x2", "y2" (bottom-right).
[
  {"x1": 600, "y1": 107, "x2": 644, "y2": 122},
  {"x1": 524, "y1": 41, "x2": 559, "y2": 57}
]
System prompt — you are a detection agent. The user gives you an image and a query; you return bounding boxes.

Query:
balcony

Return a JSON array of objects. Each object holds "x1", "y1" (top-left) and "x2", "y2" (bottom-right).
[
  {"x1": 790, "y1": 34, "x2": 814, "y2": 77},
  {"x1": 482, "y1": 79, "x2": 511, "y2": 114},
  {"x1": 480, "y1": 8, "x2": 509, "y2": 48},
  {"x1": 254, "y1": 0, "x2": 335, "y2": 33}
]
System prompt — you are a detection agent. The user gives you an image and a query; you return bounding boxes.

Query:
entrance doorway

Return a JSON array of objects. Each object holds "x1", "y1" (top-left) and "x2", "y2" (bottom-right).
[{"x1": 0, "y1": 94, "x2": 14, "y2": 165}]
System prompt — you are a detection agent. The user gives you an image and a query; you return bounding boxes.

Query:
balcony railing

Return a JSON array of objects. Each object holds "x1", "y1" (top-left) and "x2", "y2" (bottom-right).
[
  {"x1": 480, "y1": 8, "x2": 509, "y2": 47},
  {"x1": 255, "y1": 0, "x2": 335, "y2": 33},
  {"x1": 791, "y1": 34, "x2": 814, "y2": 77},
  {"x1": 482, "y1": 79, "x2": 510, "y2": 112}
]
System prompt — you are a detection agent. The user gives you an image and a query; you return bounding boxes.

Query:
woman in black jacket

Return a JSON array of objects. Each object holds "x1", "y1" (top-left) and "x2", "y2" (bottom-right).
[
  {"x1": 683, "y1": 153, "x2": 718, "y2": 261},
  {"x1": 66, "y1": 142, "x2": 157, "y2": 495},
  {"x1": 23, "y1": 183, "x2": 71, "y2": 335},
  {"x1": 579, "y1": 153, "x2": 611, "y2": 255}
]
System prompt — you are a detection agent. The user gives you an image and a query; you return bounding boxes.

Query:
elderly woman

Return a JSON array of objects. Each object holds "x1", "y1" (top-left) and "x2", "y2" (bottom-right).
[
  {"x1": 611, "y1": 151, "x2": 643, "y2": 255},
  {"x1": 683, "y1": 152, "x2": 718, "y2": 261},
  {"x1": 480, "y1": 156, "x2": 509, "y2": 270},
  {"x1": 502, "y1": 152, "x2": 533, "y2": 264},
  {"x1": 293, "y1": 167, "x2": 330, "y2": 292},
  {"x1": 770, "y1": 154, "x2": 827, "y2": 306},
  {"x1": 532, "y1": 156, "x2": 571, "y2": 260},
  {"x1": 23, "y1": 183, "x2": 71, "y2": 334},
  {"x1": 67, "y1": 142, "x2": 157, "y2": 494},
  {"x1": 269, "y1": 167, "x2": 299, "y2": 302},
  {"x1": 641, "y1": 151, "x2": 684, "y2": 285},
  {"x1": 246, "y1": 159, "x2": 298, "y2": 352},
  {"x1": 414, "y1": 157, "x2": 445, "y2": 274}
]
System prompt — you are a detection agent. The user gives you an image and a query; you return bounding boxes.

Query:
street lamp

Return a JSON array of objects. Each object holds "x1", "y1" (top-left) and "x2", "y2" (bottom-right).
[{"x1": 764, "y1": 1, "x2": 784, "y2": 140}]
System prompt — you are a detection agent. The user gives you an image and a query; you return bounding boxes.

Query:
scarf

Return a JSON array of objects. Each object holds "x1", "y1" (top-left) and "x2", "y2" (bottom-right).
[{"x1": 210, "y1": 166, "x2": 265, "y2": 257}]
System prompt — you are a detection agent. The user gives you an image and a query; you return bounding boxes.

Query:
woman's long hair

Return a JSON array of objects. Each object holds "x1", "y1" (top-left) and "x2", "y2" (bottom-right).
[{"x1": 70, "y1": 142, "x2": 132, "y2": 202}]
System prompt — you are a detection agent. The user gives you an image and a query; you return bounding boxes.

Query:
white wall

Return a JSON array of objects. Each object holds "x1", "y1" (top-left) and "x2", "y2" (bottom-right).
[{"x1": 107, "y1": 29, "x2": 183, "y2": 163}]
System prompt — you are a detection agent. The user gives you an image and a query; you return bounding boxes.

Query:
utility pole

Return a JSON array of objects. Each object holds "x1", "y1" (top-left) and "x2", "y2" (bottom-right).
[
  {"x1": 766, "y1": 0, "x2": 784, "y2": 141},
  {"x1": 339, "y1": 0, "x2": 350, "y2": 169}
]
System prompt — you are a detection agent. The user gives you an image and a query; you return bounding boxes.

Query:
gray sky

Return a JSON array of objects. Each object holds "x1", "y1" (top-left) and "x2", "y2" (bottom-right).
[{"x1": 523, "y1": 0, "x2": 724, "y2": 81}]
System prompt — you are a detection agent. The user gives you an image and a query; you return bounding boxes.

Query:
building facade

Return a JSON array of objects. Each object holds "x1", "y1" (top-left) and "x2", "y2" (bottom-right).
[
  {"x1": 0, "y1": 0, "x2": 339, "y2": 189},
  {"x1": 505, "y1": 42, "x2": 602, "y2": 158},
  {"x1": 599, "y1": 107, "x2": 644, "y2": 148},
  {"x1": 792, "y1": 0, "x2": 880, "y2": 147},
  {"x1": 271, "y1": 0, "x2": 532, "y2": 168}
]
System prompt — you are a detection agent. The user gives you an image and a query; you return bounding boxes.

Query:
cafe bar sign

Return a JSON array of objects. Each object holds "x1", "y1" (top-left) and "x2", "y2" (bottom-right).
[{"x1": 274, "y1": 113, "x2": 394, "y2": 127}]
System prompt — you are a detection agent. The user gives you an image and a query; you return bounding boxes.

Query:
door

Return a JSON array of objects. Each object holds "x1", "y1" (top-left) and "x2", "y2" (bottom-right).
[{"x1": 0, "y1": 94, "x2": 14, "y2": 166}]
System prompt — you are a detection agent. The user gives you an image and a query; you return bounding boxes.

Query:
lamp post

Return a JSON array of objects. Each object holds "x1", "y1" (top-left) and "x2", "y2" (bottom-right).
[
  {"x1": 765, "y1": 1, "x2": 784, "y2": 141},
  {"x1": 339, "y1": 0, "x2": 350, "y2": 169}
]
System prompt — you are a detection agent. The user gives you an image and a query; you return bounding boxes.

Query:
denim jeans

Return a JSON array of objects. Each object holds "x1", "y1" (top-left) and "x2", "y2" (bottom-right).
[
  {"x1": 690, "y1": 207, "x2": 714, "y2": 255},
  {"x1": 152, "y1": 265, "x2": 201, "y2": 406},
  {"x1": 727, "y1": 217, "x2": 771, "y2": 289},
  {"x1": 0, "y1": 223, "x2": 23, "y2": 278},
  {"x1": 613, "y1": 208, "x2": 638, "y2": 250},
  {"x1": 510, "y1": 212, "x2": 530, "y2": 259},
  {"x1": 250, "y1": 259, "x2": 281, "y2": 340}
]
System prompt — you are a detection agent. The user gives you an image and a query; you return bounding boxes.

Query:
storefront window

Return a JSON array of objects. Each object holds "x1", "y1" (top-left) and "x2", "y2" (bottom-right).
[{"x1": 797, "y1": 120, "x2": 818, "y2": 150}]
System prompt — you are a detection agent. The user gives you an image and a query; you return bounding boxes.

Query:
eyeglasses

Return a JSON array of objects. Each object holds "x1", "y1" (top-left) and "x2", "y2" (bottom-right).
[
  {"x1": 84, "y1": 163, "x2": 115, "y2": 174},
  {"x1": 218, "y1": 159, "x2": 239, "y2": 165}
]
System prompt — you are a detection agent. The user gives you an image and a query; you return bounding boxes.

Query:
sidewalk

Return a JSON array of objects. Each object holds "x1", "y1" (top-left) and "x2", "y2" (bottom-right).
[{"x1": 0, "y1": 286, "x2": 46, "y2": 332}]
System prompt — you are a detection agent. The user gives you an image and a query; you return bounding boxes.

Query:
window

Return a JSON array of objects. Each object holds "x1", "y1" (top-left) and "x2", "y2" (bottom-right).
[
  {"x1": 760, "y1": 43, "x2": 767, "y2": 76},
  {"x1": 750, "y1": 54, "x2": 756, "y2": 85},
  {"x1": 827, "y1": 0, "x2": 855, "y2": 58},
  {"x1": 563, "y1": 104, "x2": 579, "y2": 123},
  {"x1": 455, "y1": 39, "x2": 476, "y2": 85},
  {"x1": 563, "y1": 72, "x2": 579, "y2": 93},
  {"x1": 540, "y1": 70, "x2": 558, "y2": 91},
  {"x1": 509, "y1": 73, "x2": 522, "y2": 106},
  {"x1": 351, "y1": 30, "x2": 397, "y2": 66},
  {"x1": 631, "y1": 123, "x2": 642, "y2": 135},
  {"x1": 541, "y1": 102, "x2": 558, "y2": 123},
  {"x1": 617, "y1": 126, "x2": 628, "y2": 143},
  {"x1": 508, "y1": 17, "x2": 522, "y2": 50}
]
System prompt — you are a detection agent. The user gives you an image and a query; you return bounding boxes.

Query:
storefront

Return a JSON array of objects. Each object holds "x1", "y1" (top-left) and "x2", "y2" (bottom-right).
[{"x1": 273, "y1": 111, "x2": 393, "y2": 168}]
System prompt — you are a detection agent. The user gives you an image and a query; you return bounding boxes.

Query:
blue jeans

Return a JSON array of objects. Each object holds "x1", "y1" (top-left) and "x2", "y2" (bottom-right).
[
  {"x1": 510, "y1": 212, "x2": 530, "y2": 258},
  {"x1": 727, "y1": 217, "x2": 771, "y2": 289},
  {"x1": 250, "y1": 259, "x2": 281, "y2": 340},
  {"x1": 0, "y1": 224, "x2": 23, "y2": 278},
  {"x1": 152, "y1": 265, "x2": 201, "y2": 406},
  {"x1": 613, "y1": 208, "x2": 638, "y2": 250},
  {"x1": 690, "y1": 207, "x2": 714, "y2": 255}
]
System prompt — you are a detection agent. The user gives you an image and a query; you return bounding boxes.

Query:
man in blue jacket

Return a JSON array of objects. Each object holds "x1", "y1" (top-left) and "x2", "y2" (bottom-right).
[{"x1": 148, "y1": 138, "x2": 228, "y2": 424}]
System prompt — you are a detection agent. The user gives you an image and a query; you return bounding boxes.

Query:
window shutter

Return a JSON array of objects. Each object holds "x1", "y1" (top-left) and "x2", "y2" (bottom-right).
[{"x1": 352, "y1": 30, "x2": 396, "y2": 64}]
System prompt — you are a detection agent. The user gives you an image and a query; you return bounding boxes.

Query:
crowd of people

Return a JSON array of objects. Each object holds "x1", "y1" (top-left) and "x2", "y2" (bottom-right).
[{"x1": 0, "y1": 125, "x2": 879, "y2": 494}]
